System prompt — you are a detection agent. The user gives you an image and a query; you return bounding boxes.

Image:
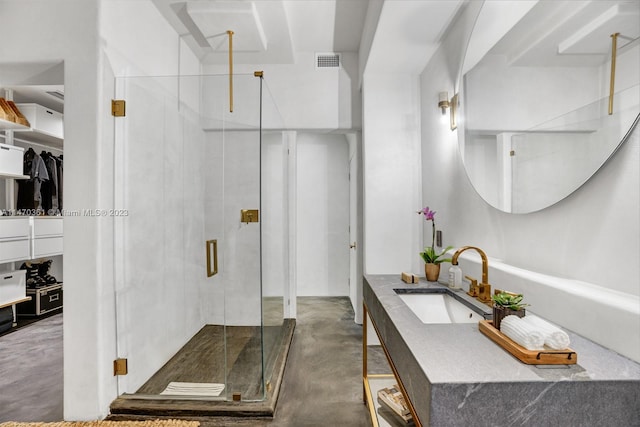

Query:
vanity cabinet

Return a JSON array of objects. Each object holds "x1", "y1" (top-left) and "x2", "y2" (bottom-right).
[
  {"x1": 363, "y1": 302, "x2": 422, "y2": 427},
  {"x1": 365, "y1": 274, "x2": 640, "y2": 427}
]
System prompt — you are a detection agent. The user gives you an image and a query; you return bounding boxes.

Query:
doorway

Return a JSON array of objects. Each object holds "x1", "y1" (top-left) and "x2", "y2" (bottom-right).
[{"x1": 296, "y1": 133, "x2": 350, "y2": 298}]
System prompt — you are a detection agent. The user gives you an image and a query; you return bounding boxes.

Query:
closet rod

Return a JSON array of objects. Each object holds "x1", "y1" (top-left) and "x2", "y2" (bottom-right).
[{"x1": 0, "y1": 133, "x2": 63, "y2": 153}]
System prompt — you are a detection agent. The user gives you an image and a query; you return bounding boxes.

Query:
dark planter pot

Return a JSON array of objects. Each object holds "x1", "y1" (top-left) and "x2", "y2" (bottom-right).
[{"x1": 492, "y1": 305, "x2": 526, "y2": 330}]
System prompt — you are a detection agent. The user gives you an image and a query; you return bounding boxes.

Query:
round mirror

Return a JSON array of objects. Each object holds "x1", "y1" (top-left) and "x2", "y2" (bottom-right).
[{"x1": 457, "y1": 0, "x2": 639, "y2": 214}]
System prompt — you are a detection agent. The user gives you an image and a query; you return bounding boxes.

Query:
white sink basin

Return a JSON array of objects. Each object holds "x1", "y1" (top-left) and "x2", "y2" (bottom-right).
[{"x1": 396, "y1": 291, "x2": 485, "y2": 324}]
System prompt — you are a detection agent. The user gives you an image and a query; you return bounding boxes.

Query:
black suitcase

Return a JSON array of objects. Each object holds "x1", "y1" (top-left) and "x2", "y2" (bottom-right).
[
  {"x1": 18, "y1": 283, "x2": 63, "y2": 316},
  {"x1": 0, "y1": 306, "x2": 13, "y2": 333}
]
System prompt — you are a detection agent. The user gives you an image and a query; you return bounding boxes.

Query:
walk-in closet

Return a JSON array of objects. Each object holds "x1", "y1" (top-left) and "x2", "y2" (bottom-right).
[{"x1": 0, "y1": 75, "x2": 64, "y2": 331}]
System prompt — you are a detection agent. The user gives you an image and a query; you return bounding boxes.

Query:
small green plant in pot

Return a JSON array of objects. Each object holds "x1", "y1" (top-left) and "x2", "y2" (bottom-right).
[{"x1": 491, "y1": 291, "x2": 529, "y2": 330}]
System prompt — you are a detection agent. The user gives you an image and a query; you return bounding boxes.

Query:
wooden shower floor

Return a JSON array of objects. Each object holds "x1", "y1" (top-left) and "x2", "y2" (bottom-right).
[
  {"x1": 109, "y1": 319, "x2": 295, "y2": 418},
  {"x1": 137, "y1": 324, "x2": 269, "y2": 399}
]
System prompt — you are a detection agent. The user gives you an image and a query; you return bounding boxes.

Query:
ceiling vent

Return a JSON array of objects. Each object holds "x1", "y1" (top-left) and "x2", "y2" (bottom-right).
[{"x1": 316, "y1": 53, "x2": 341, "y2": 69}]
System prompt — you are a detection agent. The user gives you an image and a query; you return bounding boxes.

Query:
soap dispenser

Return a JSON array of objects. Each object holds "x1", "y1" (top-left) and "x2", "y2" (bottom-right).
[{"x1": 448, "y1": 265, "x2": 462, "y2": 289}]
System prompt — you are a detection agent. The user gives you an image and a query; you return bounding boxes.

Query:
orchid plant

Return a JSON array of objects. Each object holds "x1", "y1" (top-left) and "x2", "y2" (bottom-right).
[{"x1": 417, "y1": 206, "x2": 453, "y2": 265}]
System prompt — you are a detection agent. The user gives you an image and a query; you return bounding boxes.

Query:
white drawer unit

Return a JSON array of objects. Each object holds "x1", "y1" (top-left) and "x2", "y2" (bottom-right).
[
  {"x1": 32, "y1": 217, "x2": 63, "y2": 238},
  {"x1": 0, "y1": 217, "x2": 63, "y2": 263},
  {"x1": 0, "y1": 239, "x2": 30, "y2": 264},
  {"x1": 30, "y1": 217, "x2": 63, "y2": 258},
  {"x1": 0, "y1": 218, "x2": 31, "y2": 263},
  {"x1": 15, "y1": 103, "x2": 64, "y2": 139},
  {"x1": 0, "y1": 143, "x2": 24, "y2": 176},
  {"x1": 32, "y1": 236, "x2": 63, "y2": 259},
  {"x1": 0, "y1": 217, "x2": 30, "y2": 240},
  {"x1": 0, "y1": 270, "x2": 26, "y2": 307}
]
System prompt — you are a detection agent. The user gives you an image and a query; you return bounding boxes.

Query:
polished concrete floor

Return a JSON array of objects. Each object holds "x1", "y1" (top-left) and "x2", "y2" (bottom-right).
[{"x1": 0, "y1": 297, "x2": 386, "y2": 425}]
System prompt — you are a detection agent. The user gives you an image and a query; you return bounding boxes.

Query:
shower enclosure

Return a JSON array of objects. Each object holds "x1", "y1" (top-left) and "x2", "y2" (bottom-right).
[{"x1": 111, "y1": 72, "x2": 288, "y2": 406}]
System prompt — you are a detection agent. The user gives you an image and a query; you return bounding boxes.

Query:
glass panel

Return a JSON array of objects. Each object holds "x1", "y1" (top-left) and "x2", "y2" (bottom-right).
[
  {"x1": 259, "y1": 80, "x2": 287, "y2": 400},
  {"x1": 114, "y1": 74, "x2": 212, "y2": 397},
  {"x1": 208, "y1": 74, "x2": 264, "y2": 401},
  {"x1": 113, "y1": 72, "x2": 286, "y2": 403}
]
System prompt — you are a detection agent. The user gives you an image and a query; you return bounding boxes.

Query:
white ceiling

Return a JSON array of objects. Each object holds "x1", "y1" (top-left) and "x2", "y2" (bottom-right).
[
  {"x1": 152, "y1": 0, "x2": 370, "y2": 65},
  {"x1": 152, "y1": 0, "x2": 463, "y2": 73},
  {"x1": 366, "y1": 0, "x2": 463, "y2": 73},
  {"x1": 3, "y1": 1, "x2": 463, "y2": 114}
]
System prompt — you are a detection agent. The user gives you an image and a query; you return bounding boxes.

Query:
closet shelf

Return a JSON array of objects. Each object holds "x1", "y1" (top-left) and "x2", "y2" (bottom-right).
[
  {"x1": 13, "y1": 128, "x2": 63, "y2": 149},
  {"x1": 0, "y1": 118, "x2": 29, "y2": 131},
  {"x1": 0, "y1": 296, "x2": 31, "y2": 310},
  {"x1": 0, "y1": 172, "x2": 29, "y2": 180}
]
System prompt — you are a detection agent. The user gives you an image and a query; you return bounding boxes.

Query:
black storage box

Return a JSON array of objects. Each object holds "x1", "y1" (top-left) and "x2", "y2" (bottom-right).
[
  {"x1": 18, "y1": 283, "x2": 63, "y2": 316},
  {"x1": 0, "y1": 306, "x2": 13, "y2": 333}
]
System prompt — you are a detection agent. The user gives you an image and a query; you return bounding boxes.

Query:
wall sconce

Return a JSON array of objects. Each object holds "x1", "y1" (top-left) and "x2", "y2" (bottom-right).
[
  {"x1": 450, "y1": 93, "x2": 458, "y2": 131},
  {"x1": 438, "y1": 92, "x2": 450, "y2": 114}
]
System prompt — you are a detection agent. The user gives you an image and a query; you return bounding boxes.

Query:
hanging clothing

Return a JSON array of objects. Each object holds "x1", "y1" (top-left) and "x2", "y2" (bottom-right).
[
  {"x1": 56, "y1": 155, "x2": 63, "y2": 211},
  {"x1": 40, "y1": 152, "x2": 59, "y2": 213},
  {"x1": 16, "y1": 148, "x2": 49, "y2": 212}
]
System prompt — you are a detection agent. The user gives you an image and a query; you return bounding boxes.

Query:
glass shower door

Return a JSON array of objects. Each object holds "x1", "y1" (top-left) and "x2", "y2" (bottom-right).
[
  {"x1": 112, "y1": 72, "x2": 284, "y2": 403},
  {"x1": 206, "y1": 73, "x2": 265, "y2": 401},
  {"x1": 211, "y1": 73, "x2": 287, "y2": 402}
]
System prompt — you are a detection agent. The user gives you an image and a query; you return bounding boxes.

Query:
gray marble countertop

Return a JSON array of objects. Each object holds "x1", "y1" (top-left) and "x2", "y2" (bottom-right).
[{"x1": 364, "y1": 274, "x2": 640, "y2": 426}]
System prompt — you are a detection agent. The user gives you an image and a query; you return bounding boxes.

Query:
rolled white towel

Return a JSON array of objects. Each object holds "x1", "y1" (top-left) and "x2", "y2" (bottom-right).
[
  {"x1": 520, "y1": 315, "x2": 571, "y2": 350},
  {"x1": 500, "y1": 315, "x2": 545, "y2": 350}
]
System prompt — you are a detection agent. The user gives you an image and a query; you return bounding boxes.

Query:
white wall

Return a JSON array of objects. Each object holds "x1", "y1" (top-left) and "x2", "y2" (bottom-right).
[
  {"x1": 419, "y1": 5, "x2": 640, "y2": 362},
  {"x1": 203, "y1": 51, "x2": 361, "y2": 131},
  {"x1": 0, "y1": 0, "x2": 205, "y2": 418},
  {"x1": 103, "y1": 0, "x2": 206, "y2": 401},
  {"x1": 220, "y1": 131, "x2": 262, "y2": 325},
  {"x1": 0, "y1": 0, "x2": 104, "y2": 419},
  {"x1": 262, "y1": 132, "x2": 287, "y2": 298},
  {"x1": 203, "y1": 130, "x2": 287, "y2": 323},
  {"x1": 362, "y1": 73, "x2": 423, "y2": 275},
  {"x1": 296, "y1": 133, "x2": 350, "y2": 296},
  {"x1": 112, "y1": 76, "x2": 206, "y2": 392}
]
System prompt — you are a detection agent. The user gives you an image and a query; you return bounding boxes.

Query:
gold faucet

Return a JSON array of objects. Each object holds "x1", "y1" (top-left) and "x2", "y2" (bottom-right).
[{"x1": 452, "y1": 246, "x2": 492, "y2": 304}]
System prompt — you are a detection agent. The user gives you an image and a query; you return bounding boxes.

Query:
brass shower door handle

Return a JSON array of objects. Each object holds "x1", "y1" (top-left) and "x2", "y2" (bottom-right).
[
  {"x1": 350, "y1": 242, "x2": 357, "y2": 249},
  {"x1": 206, "y1": 239, "x2": 218, "y2": 277}
]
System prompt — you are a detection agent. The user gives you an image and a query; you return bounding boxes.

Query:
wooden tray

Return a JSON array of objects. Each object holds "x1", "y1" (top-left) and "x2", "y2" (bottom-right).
[{"x1": 479, "y1": 320, "x2": 577, "y2": 365}]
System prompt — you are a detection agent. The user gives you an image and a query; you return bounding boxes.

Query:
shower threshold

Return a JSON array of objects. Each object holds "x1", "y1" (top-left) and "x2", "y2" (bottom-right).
[{"x1": 107, "y1": 319, "x2": 295, "y2": 422}]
